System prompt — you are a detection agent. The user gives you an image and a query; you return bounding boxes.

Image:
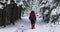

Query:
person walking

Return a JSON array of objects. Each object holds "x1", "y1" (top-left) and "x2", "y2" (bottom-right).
[{"x1": 29, "y1": 11, "x2": 36, "y2": 29}]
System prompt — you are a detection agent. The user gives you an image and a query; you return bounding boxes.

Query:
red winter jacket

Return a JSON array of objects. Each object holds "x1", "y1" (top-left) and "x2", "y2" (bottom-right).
[{"x1": 29, "y1": 11, "x2": 36, "y2": 20}]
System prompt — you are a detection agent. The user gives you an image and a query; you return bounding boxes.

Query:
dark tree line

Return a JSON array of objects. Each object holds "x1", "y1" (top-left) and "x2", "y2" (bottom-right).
[{"x1": 0, "y1": 0, "x2": 23, "y2": 27}]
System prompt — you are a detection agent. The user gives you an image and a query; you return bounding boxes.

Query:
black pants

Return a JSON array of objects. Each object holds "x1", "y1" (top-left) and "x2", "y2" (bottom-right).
[
  {"x1": 31, "y1": 20, "x2": 35, "y2": 24},
  {"x1": 30, "y1": 20, "x2": 36, "y2": 29}
]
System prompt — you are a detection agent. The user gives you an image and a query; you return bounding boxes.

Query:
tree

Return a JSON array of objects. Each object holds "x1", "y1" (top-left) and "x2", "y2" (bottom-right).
[
  {"x1": 9, "y1": 0, "x2": 18, "y2": 25},
  {"x1": 0, "y1": 1, "x2": 7, "y2": 27},
  {"x1": 53, "y1": 0, "x2": 60, "y2": 6},
  {"x1": 51, "y1": 13, "x2": 60, "y2": 24},
  {"x1": 40, "y1": 0, "x2": 57, "y2": 23},
  {"x1": 18, "y1": 5, "x2": 23, "y2": 19}
]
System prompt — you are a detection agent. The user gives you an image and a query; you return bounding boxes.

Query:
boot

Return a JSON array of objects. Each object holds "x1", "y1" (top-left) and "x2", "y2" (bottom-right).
[
  {"x1": 32, "y1": 26, "x2": 35, "y2": 29},
  {"x1": 31, "y1": 24, "x2": 35, "y2": 29}
]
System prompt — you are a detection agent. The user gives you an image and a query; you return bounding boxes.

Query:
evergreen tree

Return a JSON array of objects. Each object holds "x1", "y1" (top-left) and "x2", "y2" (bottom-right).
[
  {"x1": 9, "y1": 0, "x2": 18, "y2": 25},
  {"x1": 18, "y1": 5, "x2": 23, "y2": 19}
]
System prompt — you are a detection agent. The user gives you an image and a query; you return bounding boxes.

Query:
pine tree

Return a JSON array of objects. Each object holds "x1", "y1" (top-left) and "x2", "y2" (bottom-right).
[
  {"x1": 18, "y1": 5, "x2": 23, "y2": 19},
  {"x1": 9, "y1": 0, "x2": 18, "y2": 25}
]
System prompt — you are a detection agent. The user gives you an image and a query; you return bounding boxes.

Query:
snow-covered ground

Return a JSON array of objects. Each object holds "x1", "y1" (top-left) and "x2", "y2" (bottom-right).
[{"x1": 0, "y1": 17, "x2": 60, "y2": 32}]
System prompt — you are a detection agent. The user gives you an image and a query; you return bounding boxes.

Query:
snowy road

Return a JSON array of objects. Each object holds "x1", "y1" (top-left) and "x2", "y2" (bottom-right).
[{"x1": 0, "y1": 17, "x2": 60, "y2": 32}]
